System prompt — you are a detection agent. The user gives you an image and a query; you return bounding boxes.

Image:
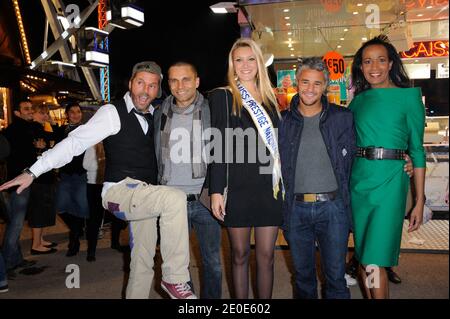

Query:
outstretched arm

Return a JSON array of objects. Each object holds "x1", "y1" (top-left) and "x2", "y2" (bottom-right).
[
  {"x1": 0, "y1": 172, "x2": 33, "y2": 194},
  {"x1": 31, "y1": 104, "x2": 120, "y2": 177},
  {"x1": 1, "y1": 104, "x2": 120, "y2": 194}
]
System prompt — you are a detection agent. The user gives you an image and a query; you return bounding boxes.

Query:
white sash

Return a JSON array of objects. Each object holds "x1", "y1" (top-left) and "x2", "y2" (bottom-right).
[{"x1": 237, "y1": 83, "x2": 285, "y2": 199}]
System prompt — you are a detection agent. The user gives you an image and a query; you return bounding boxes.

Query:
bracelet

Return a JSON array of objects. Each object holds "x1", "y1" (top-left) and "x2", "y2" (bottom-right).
[{"x1": 22, "y1": 168, "x2": 37, "y2": 180}]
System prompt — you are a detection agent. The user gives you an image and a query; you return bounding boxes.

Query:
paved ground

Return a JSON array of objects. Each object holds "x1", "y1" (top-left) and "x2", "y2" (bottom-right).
[{"x1": 0, "y1": 217, "x2": 448, "y2": 299}]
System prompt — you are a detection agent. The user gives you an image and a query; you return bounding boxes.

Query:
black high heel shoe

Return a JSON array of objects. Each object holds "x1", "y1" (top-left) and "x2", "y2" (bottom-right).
[{"x1": 386, "y1": 267, "x2": 402, "y2": 284}]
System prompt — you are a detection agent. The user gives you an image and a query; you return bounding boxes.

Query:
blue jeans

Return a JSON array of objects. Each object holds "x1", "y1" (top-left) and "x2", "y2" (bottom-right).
[
  {"x1": 187, "y1": 200, "x2": 222, "y2": 299},
  {"x1": 2, "y1": 188, "x2": 31, "y2": 270},
  {"x1": 55, "y1": 173, "x2": 89, "y2": 218},
  {"x1": 284, "y1": 198, "x2": 350, "y2": 299}
]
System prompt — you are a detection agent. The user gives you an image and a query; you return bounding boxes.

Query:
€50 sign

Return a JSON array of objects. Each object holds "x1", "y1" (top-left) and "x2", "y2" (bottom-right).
[{"x1": 323, "y1": 51, "x2": 346, "y2": 81}]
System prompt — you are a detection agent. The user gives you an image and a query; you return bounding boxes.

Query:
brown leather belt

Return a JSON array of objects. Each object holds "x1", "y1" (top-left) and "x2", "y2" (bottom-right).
[
  {"x1": 357, "y1": 147, "x2": 406, "y2": 160},
  {"x1": 295, "y1": 191, "x2": 338, "y2": 203}
]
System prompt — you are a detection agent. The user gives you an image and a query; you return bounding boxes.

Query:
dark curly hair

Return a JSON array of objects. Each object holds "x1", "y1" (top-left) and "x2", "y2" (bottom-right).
[{"x1": 350, "y1": 35, "x2": 410, "y2": 96}]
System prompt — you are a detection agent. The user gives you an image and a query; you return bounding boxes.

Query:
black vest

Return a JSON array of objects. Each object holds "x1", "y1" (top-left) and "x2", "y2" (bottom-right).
[{"x1": 103, "y1": 99, "x2": 157, "y2": 184}]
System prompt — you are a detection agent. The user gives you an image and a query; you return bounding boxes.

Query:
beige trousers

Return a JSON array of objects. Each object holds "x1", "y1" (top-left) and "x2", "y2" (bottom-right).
[{"x1": 102, "y1": 177, "x2": 190, "y2": 299}]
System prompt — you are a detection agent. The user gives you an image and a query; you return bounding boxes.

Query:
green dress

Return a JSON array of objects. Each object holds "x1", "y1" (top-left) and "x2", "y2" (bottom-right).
[{"x1": 349, "y1": 87, "x2": 426, "y2": 267}]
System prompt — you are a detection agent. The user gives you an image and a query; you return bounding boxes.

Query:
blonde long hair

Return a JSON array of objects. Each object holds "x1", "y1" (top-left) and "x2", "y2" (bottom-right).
[{"x1": 227, "y1": 38, "x2": 280, "y2": 117}]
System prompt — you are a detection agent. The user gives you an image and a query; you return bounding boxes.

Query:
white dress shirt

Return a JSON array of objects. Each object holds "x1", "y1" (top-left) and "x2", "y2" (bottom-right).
[
  {"x1": 30, "y1": 92, "x2": 155, "y2": 198},
  {"x1": 83, "y1": 144, "x2": 105, "y2": 185}
]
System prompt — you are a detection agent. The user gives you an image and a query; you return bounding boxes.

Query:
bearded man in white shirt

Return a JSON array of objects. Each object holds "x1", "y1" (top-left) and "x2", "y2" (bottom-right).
[{"x1": 0, "y1": 62, "x2": 196, "y2": 300}]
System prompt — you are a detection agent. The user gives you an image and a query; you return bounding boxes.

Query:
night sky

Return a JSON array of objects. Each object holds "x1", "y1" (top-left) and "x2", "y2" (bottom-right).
[
  {"x1": 21, "y1": 0, "x2": 241, "y2": 99},
  {"x1": 108, "y1": 1, "x2": 241, "y2": 98}
]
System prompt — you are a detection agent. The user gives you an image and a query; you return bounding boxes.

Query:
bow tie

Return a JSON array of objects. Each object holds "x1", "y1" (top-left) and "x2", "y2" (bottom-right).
[{"x1": 132, "y1": 108, "x2": 153, "y2": 122}]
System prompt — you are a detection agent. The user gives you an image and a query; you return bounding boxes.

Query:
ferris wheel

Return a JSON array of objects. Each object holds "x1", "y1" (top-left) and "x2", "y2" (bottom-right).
[{"x1": 13, "y1": 0, "x2": 144, "y2": 102}]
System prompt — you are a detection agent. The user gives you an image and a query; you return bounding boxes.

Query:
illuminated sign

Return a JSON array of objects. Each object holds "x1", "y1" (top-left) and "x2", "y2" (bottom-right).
[
  {"x1": 401, "y1": 0, "x2": 449, "y2": 11},
  {"x1": 400, "y1": 41, "x2": 449, "y2": 58},
  {"x1": 323, "y1": 51, "x2": 346, "y2": 80}
]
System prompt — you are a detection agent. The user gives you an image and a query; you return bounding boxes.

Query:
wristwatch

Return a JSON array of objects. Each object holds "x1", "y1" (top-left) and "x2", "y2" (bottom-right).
[{"x1": 22, "y1": 168, "x2": 37, "y2": 180}]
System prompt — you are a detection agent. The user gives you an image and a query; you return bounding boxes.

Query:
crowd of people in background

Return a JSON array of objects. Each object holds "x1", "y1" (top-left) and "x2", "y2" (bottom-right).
[
  {"x1": 0, "y1": 35, "x2": 425, "y2": 299},
  {"x1": 0, "y1": 102, "x2": 129, "y2": 293}
]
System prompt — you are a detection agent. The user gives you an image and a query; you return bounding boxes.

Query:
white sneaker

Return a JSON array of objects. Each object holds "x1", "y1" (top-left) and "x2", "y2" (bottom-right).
[{"x1": 345, "y1": 273, "x2": 357, "y2": 287}]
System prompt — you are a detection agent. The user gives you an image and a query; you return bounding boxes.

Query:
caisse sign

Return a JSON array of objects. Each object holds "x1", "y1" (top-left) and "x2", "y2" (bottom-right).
[
  {"x1": 323, "y1": 51, "x2": 345, "y2": 81},
  {"x1": 400, "y1": 40, "x2": 449, "y2": 59}
]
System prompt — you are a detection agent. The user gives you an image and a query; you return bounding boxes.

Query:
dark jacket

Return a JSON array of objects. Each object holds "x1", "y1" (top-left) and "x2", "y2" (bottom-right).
[
  {"x1": 4, "y1": 116, "x2": 37, "y2": 179},
  {"x1": 279, "y1": 94, "x2": 356, "y2": 231},
  {"x1": 0, "y1": 133, "x2": 10, "y2": 160}
]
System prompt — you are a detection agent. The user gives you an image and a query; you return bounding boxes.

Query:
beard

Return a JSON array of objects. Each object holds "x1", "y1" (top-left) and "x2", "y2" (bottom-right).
[
  {"x1": 299, "y1": 94, "x2": 321, "y2": 107},
  {"x1": 132, "y1": 93, "x2": 151, "y2": 111}
]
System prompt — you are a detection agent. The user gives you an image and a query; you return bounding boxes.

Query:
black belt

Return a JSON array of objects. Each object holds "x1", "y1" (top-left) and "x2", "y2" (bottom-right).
[
  {"x1": 295, "y1": 191, "x2": 338, "y2": 203},
  {"x1": 186, "y1": 194, "x2": 200, "y2": 202},
  {"x1": 357, "y1": 147, "x2": 406, "y2": 160}
]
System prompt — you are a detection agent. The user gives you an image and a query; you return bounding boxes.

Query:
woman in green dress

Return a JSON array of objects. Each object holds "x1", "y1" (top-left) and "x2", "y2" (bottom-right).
[{"x1": 349, "y1": 36, "x2": 426, "y2": 299}]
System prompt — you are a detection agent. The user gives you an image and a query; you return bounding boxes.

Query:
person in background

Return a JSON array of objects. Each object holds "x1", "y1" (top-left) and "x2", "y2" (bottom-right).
[
  {"x1": 109, "y1": 207, "x2": 129, "y2": 252},
  {"x1": 82, "y1": 140, "x2": 129, "y2": 260},
  {"x1": 209, "y1": 38, "x2": 283, "y2": 299},
  {"x1": 109, "y1": 216, "x2": 128, "y2": 251},
  {"x1": 54, "y1": 103, "x2": 89, "y2": 257},
  {"x1": 28, "y1": 103, "x2": 58, "y2": 255},
  {"x1": 349, "y1": 35, "x2": 426, "y2": 299},
  {"x1": 0, "y1": 133, "x2": 10, "y2": 226},
  {"x1": 0, "y1": 133, "x2": 10, "y2": 293},
  {"x1": 83, "y1": 141, "x2": 129, "y2": 260},
  {"x1": 83, "y1": 142, "x2": 105, "y2": 262},
  {"x1": 0, "y1": 132, "x2": 10, "y2": 158},
  {"x1": 1, "y1": 100, "x2": 37, "y2": 274}
]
